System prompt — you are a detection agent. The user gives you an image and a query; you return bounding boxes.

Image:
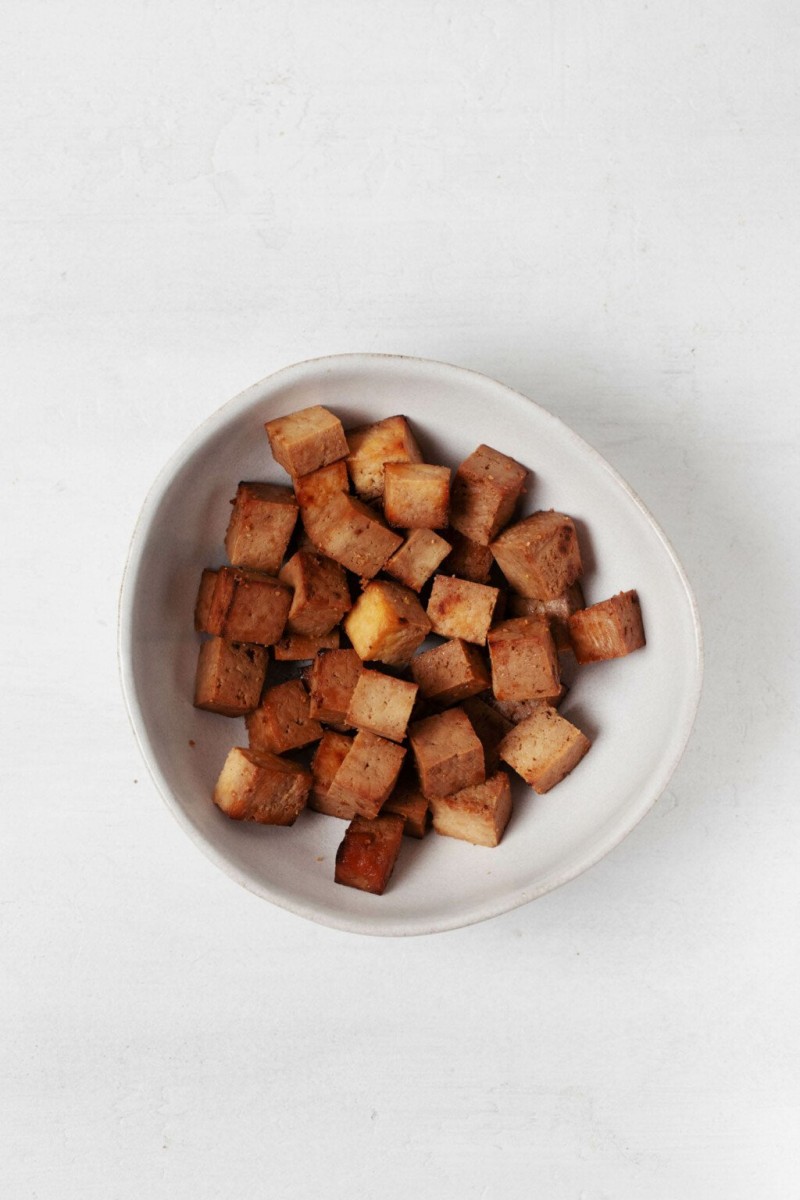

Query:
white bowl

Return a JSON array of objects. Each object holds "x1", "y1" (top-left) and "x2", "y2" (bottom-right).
[{"x1": 119, "y1": 354, "x2": 702, "y2": 936}]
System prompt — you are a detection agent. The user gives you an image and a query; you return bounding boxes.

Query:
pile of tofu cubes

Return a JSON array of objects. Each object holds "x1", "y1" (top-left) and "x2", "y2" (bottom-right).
[{"x1": 193, "y1": 405, "x2": 646, "y2": 896}]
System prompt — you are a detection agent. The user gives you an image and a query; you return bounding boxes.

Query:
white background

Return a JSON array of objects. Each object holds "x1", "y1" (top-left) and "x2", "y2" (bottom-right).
[{"x1": 3, "y1": 2, "x2": 799, "y2": 1197}]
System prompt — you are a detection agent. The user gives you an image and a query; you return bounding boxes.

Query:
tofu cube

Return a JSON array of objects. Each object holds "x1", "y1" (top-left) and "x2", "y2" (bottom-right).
[
  {"x1": 294, "y1": 460, "x2": 350, "y2": 513},
  {"x1": 410, "y1": 639, "x2": 490, "y2": 706},
  {"x1": 305, "y1": 491, "x2": 403, "y2": 578},
  {"x1": 245, "y1": 678, "x2": 323, "y2": 755},
  {"x1": 450, "y1": 444, "x2": 528, "y2": 545},
  {"x1": 443, "y1": 532, "x2": 495, "y2": 584},
  {"x1": 279, "y1": 550, "x2": 351, "y2": 636},
  {"x1": 426, "y1": 575, "x2": 500, "y2": 646},
  {"x1": 499, "y1": 706, "x2": 591, "y2": 794},
  {"x1": 194, "y1": 568, "x2": 219, "y2": 633},
  {"x1": 224, "y1": 481, "x2": 298, "y2": 574},
  {"x1": 344, "y1": 580, "x2": 432, "y2": 666},
  {"x1": 273, "y1": 629, "x2": 340, "y2": 661},
  {"x1": 193, "y1": 637, "x2": 267, "y2": 716},
  {"x1": 309, "y1": 731, "x2": 359, "y2": 819},
  {"x1": 382, "y1": 785, "x2": 430, "y2": 838},
  {"x1": 429, "y1": 771, "x2": 513, "y2": 848},
  {"x1": 306, "y1": 648, "x2": 363, "y2": 725},
  {"x1": 384, "y1": 529, "x2": 452, "y2": 592},
  {"x1": 490, "y1": 510, "x2": 582, "y2": 601},
  {"x1": 327, "y1": 730, "x2": 407, "y2": 818},
  {"x1": 334, "y1": 813, "x2": 406, "y2": 894},
  {"x1": 487, "y1": 616, "x2": 560, "y2": 701},
  {"x1": 568, "y1": 589, "x2": 646, "y2": 663},
  {"x1": 206, "y1": 567, "x2": 292, "y2": 646},
  {"x1": 345, "y1": 415, "x2": 424, "y2": 502},
  {"x1": 461, "y1": 696, "x2": 513, "y2": 774},
  {"x1": 345, "y1": 668, "x2": 418, "y2": 743},
  {"x1": 213, "y1": 746, "x2": 311, "y2": 824},
  {"x1": 408, "y1": 707, "x2": 485, "y2": 799},
  {"x1": 265, "y1": 405, "x2": 349, "y2": 478},
  {"x1": 383, "y1": 463, "x2": 451, "y2": 529},
  {"x1": 509, "y1": 582, "x2": 586, "y2": 651}
]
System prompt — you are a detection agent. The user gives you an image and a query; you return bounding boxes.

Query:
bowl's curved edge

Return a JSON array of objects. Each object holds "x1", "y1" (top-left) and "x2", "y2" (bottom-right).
[{"x1": 118, "y1": 352, "x2": 704, "y2": 937}]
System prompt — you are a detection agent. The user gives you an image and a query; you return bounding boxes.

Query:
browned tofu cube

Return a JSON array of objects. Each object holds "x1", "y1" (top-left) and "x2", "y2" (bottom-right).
[
  {"x1": 194, "y1": 568, "x2": 218, "y2": 633},
  {"x1": 509, "y1": 582, "x2": 586, "y2": 651},
  {"x1": 293, "y1": 460, "x2": 350, "y2": 513},
  {"x1": 382, "y1": 785, "x2": 430, "y2": 838},
  {"x1": 273, "y1": 629, "x2": 340, "y2": 661},
  {"x1": 568, "y1": 589, "x2": 646, "y2": 663},
  {"x1": 307, "y1": 648, "x2": 363, "y2": 725},
  {"x1": 309, "y1": 731, "x2": 359, "y2": 819},
  {"x1": 499, "y1": 705, "x2": 590, "y2": 794},
  {"x1": 345, "y1": 415, "x2": 424, "y2": 502},
  {"x1": 410, "y1": 639, "x2": 490, "y2": 706},
  {"x1": 487, "y1": 616, "x2": 560, "y2": 701},
  {"x1": 490, "y1": 510, "x2": 582, "y2": 601},
  {"x1": 383, "y1": 463, "x2": 451, "y2": 529},
  {"x1": 443, "y1": 532, "x2": 495, "y2": 584},
  {"x1": 224, "y1": 481, "x2": 298, "y2": 574},
  {"x1": 429, "y1": 771, "x2": 512, "y2": 847},
  {"x1": 450, "y1": 444, "x2": 528, "y2": 545},
  {"x1": 327, "y1": 730, "x2": 407, "y2": 818},
  {"x1": 384, "y1": 529, "x2": 452, "y2": 592},
  {"x1": 265, "y1": 405, "x2": 349, "y2": 478},
  {"x1": 245, "y1": 678, "x2": 323, "y2": 755},
  {"x1": 206, "y1": 567, "x2": 292, "y2": 646},
  {"x1": 334, "y1": 813, "x2": 406, "y2": 894},
  {"x1": 408, "y1": 707, "x2": 485, "y2": 799},
  {"x1": 345, "y1": 669, "x2": 418, "y2": 743},
  {"x1": 461, "y1": 696, "x2": 513, "y2": 773},
  {"x1": 344, "y1": 580, "x2": 432, "y2": 666},
  {"x1": 213, "y1": 746, "x2": 311, "y2": 824},
  {"x1": 305, "y1": 491, "x2": 403, "y2": 578},
  {"x1": 193, "y1": 638, "x2": 267, "y2": 716},
  {"x1": 426, "y1": 575, "x2": 500, "y2": 646},
  {"x1": 278, "y1": 550, "x2": 351, "y2": 636}
]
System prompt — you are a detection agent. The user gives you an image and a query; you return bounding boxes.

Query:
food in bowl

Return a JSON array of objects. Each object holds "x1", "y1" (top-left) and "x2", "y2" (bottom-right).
[{"x1": 191, "y1": 403, "x2": 646, "y2": 896}]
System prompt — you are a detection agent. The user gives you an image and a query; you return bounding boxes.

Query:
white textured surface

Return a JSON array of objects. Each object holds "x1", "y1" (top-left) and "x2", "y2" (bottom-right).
[{"x1": 3, "y1": 2, "x2": 799, "y2": 1197}]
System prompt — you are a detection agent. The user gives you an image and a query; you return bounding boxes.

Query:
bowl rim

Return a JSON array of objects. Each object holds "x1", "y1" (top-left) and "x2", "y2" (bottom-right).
[{"x1": 118, "y1": 352, "x2": 704, "y2": 936}]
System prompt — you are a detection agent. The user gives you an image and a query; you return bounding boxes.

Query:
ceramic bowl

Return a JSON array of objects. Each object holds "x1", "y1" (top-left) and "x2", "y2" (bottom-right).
[{"x1": 119, "y1": 354, "x2": 702, "y2": 935}]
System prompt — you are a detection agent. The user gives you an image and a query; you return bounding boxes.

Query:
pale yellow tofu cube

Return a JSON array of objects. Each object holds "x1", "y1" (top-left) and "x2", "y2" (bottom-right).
[{"x1": 344, "y1": 580, "x2": 432, "y2": 666}]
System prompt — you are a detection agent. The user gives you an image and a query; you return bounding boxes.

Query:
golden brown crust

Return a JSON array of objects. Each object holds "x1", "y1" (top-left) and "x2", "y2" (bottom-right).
[
  {"x1": 410, "y1": 639, "x2": 491, "y2": 706},
  {"x1": 383, "y1": 462, "x2": 451, "y2": 529},
  {"x1": 193, "y1": 638, "x2": 267, "y2": 716},
  {"x1": 408, "y1": 707, "x2": 485, "y2": 799},
  {"x1": 384, "y1": 529, "x2": 452, "y2": 591},
  {"x1": 490, "y1": 511, "x2": 582, "y2": 601},
  {"x1": 487, "y1": 616, "x2": 561, "y2": 701},
  {"x1": 279, "y1": 550, "x2": 352, "y2": 636},
  {"x1": 426, "y1": 575, "x2": 500, "y2": 646},
  {"x1": 327, "y1": 730, "x2": 407, "y2": 818},
  {"x1": 224, "y1": 481, "x2": 298, "y2": 575},
  {"x1": 499, "y1": 705, "x2": 590, "y2": 793},
  {"x1": 450, "y1": 444, "x2": 528, "y2": 545},
  {"x1": 213, "y1": 746, "x2": 311, "y2": 824},
  {"x1": 334, "y1": 813, "x2": 406, "y2": 894},
  {"x1": 345, "y1": 669, "x2": 418, "y2": 743},
  {"x1": 246, "y1": 679, "x2": 323, "y2": 755},
  {"x1": 568, "y1": 590, "x2": 645, "y2": 663},
  {"x1": 265, "y1": 405, "x2": 349, "y2": 478}
]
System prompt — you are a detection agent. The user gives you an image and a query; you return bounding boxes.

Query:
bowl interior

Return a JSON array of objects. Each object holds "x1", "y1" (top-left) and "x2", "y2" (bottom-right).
[{"x1": 119, "y1": 355, "x2": 702, "y2": 935}]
